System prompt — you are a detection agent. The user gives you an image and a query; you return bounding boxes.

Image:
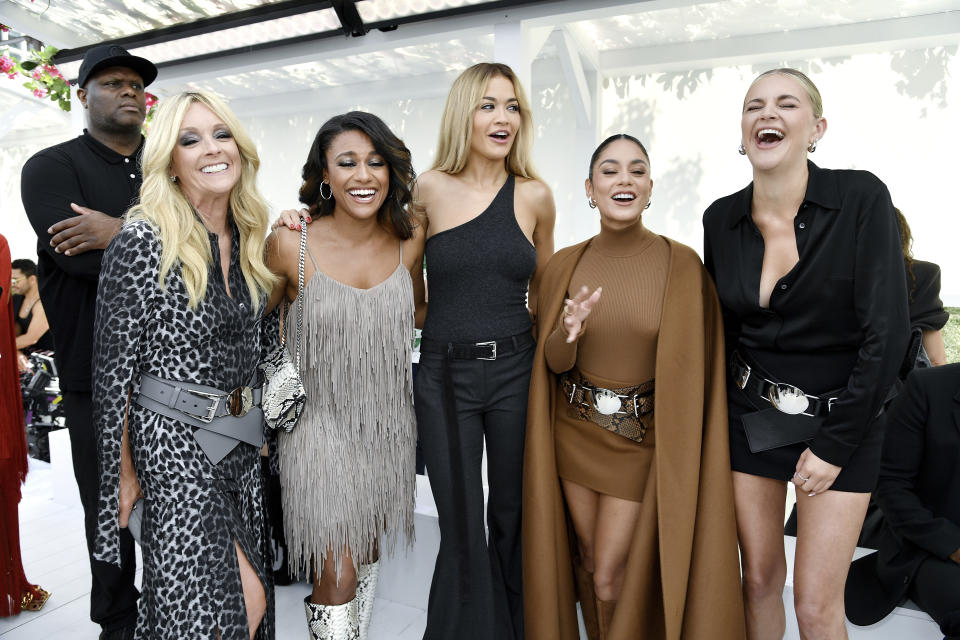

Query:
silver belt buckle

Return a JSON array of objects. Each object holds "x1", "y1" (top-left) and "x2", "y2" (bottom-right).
[
  {"x1": 185, "y1": 389, "x2": 221, "y2": 423},
  {"x1": 593, "y1": 388, "x2": 622, "y2": 415},
  {"x1": 767, "y1": 383, "x2": 810, "y2": 415},
  {"x1": 735, "y1": 360, "x2": 751, "y2": 390},
  {"x1": 228, "y1": 386, "x2": 254, "y2": 417},
  {"x1": 475, "y1": 340, "x2": 497, "y2": 361}
]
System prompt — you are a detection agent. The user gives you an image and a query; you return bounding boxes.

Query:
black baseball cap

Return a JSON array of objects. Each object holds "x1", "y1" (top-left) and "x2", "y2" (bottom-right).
[{"x1": 77, "y1": 44, "x2": 157, "y2": 88}]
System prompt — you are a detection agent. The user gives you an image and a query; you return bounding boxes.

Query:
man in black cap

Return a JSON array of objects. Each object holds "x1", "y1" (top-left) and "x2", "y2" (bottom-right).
[
  {"x1": 845, "y1": 363, "x2": 960, "y2": 639},
  {"x1": 21, "y1": 44, "x2": 157, "y2": 640}
]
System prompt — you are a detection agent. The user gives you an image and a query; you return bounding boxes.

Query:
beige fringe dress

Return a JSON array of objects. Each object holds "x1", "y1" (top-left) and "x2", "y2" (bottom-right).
[{"x1": 279, "y1": 243, "x2": 416, "y2": 576}]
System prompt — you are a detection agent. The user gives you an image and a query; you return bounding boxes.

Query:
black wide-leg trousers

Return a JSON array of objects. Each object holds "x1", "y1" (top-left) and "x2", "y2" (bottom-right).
[
  {"x1": 61, "y1": 391, "x2": 140, "y2": 631},
  {"x1": 414, "y1": 345, "x2": 533, "y2": 640}
]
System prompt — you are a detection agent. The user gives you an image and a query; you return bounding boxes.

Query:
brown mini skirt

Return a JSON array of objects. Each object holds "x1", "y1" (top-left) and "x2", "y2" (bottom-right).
[{"x1": 554, "y1": 370, "x2": 656, "y2": 502}]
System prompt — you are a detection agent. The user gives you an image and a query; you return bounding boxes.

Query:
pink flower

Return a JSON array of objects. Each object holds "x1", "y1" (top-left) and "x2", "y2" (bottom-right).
[
  {"x1": 31, "y1": 69, "x2": 43, "y2": 81},
  {"x1": 0, "y1": 55, "x2": 14, "y2": 73},
  {"x1": 32, "y1": 87, "x2": 46, "y2": 99},
  {"x1": 43, "y1": 64, "x2": 62, "y2": 79},
  {"x1": 6, "y1": 73, "x2": 17, "y2": 80},
  {"x1": 145, "y1": 93, "x2": 158, "y2": 109}
]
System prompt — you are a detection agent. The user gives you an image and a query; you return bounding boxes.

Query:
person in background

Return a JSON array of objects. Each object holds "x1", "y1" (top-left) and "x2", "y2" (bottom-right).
[
  {"x1": 10, "y1": 259, "x2": 54, "y2": 360},
  {"x1": 523, "y1": 134, "x2": 745, "y2": 640},
  {"x1": 413, "y1": 61, "x2": 555, "y2": 640},
  {"x1": 20, "y1": 44, "x2": 155, "y2": 640},
  {"x1": 895, "y1": 209, "x2": 949, "y2": 367},
  {"x1": 703, "y1": 68, "x2": 909, "y2": 640},
  {"x1": 0, "y1": 234, "x2": 50, "y2": 617},
  {"x1": 845, "y1": 364, "x2": 960, "y2": 640}
]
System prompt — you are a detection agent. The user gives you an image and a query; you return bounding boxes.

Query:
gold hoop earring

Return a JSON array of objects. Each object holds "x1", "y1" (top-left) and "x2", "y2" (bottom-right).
[{"x1": 807, "y1": 139, "x2": 818, "y2": 153}]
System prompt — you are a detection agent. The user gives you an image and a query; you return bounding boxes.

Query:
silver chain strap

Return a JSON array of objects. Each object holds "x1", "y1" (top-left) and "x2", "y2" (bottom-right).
[{"x1": 295, "y1": 216, "x2": 307, "y2": 372}]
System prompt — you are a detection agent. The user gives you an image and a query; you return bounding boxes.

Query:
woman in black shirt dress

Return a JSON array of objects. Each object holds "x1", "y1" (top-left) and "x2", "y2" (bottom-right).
[{"x1": 703, "y1": 68, "x2": 909, "y2": 640}]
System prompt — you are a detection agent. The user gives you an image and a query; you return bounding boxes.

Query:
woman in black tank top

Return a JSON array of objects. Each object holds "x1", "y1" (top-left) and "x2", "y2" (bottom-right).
[{"x1": 413, "y1": 62, "x2": 555, "y2": 640}]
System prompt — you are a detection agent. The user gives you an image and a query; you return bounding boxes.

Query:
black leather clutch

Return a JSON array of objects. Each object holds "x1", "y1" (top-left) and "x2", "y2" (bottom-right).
[{"x1": 741, "y1": 408, "x2": 822, "y2": 453}]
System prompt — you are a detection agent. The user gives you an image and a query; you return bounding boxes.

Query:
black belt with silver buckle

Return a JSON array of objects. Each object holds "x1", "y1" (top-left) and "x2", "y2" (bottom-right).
[
  {"x1": 419, "y1": 332, "x2": 534, "y2": 361},
  {"x1": 730, "y1": 352, "x2": 838, "y2": 417}
]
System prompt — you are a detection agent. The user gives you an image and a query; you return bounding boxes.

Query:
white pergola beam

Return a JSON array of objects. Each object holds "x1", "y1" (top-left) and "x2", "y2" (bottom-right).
[
  {"x1": 227, "y1": 69, "x2": 463, "y2": 118},
  {"x1": 148, "y1": 0, "x2": 717, "y2": 90},
  {"x1": 0, "y1": 4, "x2": 86, "y2": 49},
  {"x1": 599, "y1": 10, "x2": 960, "y2": 76},
  {"x1": 557, "y1": 28, "x2": 593, "y2": 128}
]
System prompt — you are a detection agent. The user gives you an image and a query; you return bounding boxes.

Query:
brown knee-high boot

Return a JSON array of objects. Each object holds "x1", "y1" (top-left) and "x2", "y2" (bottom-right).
[
  {"x1": 575, "y1": 563, "x2": 600, "y2": 640},
  {"x1": 597, "y1": 599, "x2": 617, "y2": 640}
]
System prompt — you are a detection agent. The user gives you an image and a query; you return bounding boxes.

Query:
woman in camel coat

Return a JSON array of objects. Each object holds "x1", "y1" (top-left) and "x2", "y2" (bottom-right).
[{"x1": 522, "y1": 135, "x2": 745, "y2": 640}]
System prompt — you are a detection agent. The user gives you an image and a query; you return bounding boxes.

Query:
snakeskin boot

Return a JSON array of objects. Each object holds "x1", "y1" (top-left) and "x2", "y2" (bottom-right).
[
  {"x1": 355, "y1": 560, "x2": 380, "y2": 638},
  {"x1": 303, "y1": 595, "x2": 359, "y2": 640}
]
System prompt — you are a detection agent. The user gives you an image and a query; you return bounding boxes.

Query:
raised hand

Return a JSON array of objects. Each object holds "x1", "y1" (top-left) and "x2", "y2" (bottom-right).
[{"x1": 562, "y1": 285, "x2": 602, "y2": 343}]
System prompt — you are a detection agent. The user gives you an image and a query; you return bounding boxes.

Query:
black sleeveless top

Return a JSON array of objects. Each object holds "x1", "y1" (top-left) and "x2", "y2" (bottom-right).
[
  {"x1": 12, "y1": 295, "x2": 55, "y2": 351},
  {"x1": 422, "y1": 174, "x2": 537, "y2": 343}
]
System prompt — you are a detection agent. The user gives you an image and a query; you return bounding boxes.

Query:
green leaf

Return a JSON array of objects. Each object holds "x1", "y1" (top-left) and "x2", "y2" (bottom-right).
[
  {"x1": 59, "y1": 99, "x2": 70, "y2": 112},
  {"x1": 20, "y1": 60, "x2": 38, "y2": 71}
]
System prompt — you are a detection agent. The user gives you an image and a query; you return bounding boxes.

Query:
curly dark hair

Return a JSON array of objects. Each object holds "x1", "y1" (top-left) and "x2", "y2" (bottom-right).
[
  {"x1": 11, "y1": 259, "x2": 37, "y2": 277},
  {"x1": 299, "y1": 111, "x2": 417, "y2": 240},
  {"x1": 588, "y1": 133, "x2": 650, "y2": 180}
]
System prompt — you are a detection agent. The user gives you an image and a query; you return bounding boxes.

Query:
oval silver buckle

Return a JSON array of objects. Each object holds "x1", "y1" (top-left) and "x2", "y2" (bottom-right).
[
  {"x1": 767, "y1": 383, "x2": 809, "y2": 415},
  {"x1": 593, "y1": 389, "x2": 622, "y2": 415},
  {"x1": 228, "y1": 386, "x2": 253, "y2": 417}
]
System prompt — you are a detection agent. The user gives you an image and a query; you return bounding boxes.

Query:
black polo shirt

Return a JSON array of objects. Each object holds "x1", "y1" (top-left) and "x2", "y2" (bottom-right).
[
  {"x1": 703, "y1": 161, "x2": 910, "y2": 467},
  {"x1": 21, "y1": 130, "x2": 143, "y2": 392}
]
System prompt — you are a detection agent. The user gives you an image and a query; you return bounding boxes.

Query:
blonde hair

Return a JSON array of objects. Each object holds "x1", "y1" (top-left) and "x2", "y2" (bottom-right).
[
  {"x1": 127, "y1": 91, "x2": 275, "y2": 312},
  {"x1": 432, "y1": 62, "x2": 540, "y2": 180},
  {"x1": 751, "y1": 68, "x2": 823, "y2": 118}
]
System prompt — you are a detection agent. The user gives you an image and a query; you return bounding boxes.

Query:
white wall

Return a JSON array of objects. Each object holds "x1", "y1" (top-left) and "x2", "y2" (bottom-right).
[
  {"x1": 3, "y1": 45, "x2": 959, "y2": 306},
  {"x1": 595, "y1": 47, "x2": 960, "y2": 305}
]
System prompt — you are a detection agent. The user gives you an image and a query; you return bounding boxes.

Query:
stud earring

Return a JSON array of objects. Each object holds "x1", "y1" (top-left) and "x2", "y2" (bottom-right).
[
  {"x1": 588, "y1": 198, "x2": 597, "y2": 209},
  {"x1": 170, "y1": 175, "x2": 177, "y2": 183},
  {"x1": 738, "y1": 144, "x2": 746, "y2": 156},
  {"x1": 807, "y1": 139, "x2": 818, "y2": 153},
  {"x1": 644, "y1": 200, "x2": 651, "y2": 210},
  {"x1": 319, "y1": 180, "x2": 332, "y2": 201}
]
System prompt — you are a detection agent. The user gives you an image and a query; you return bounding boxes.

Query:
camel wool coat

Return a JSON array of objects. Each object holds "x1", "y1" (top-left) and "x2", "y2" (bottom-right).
[{"x1": 522, "y1": 237, "x2": 746, "y2": 640}]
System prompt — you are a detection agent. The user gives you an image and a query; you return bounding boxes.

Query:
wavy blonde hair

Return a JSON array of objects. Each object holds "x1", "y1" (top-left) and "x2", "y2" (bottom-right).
[
  {"x1": 127, "y1": 91, "x2": 275, "y2": 312},
  {"x1": 432, "y1": 62, "x2": 540, "y2": 180}
]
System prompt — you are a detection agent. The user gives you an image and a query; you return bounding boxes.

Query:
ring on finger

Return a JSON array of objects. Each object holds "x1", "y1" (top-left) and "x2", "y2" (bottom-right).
[{"x1": 795, "y1": 473, "x2": 810, "y2": 482}]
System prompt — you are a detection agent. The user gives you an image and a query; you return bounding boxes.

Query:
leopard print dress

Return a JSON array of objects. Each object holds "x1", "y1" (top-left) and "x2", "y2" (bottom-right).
[{"x1": 92, "y1": 219, "x2": 274, "y2": 640}]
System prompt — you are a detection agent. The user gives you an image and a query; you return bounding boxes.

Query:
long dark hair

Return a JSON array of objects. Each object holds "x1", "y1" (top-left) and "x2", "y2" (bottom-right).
[
  {"x1": 587, "y1": 133, "x2": 650, "y2": 180},
  {"x1": 299, "y1": 111, "x2": 417, "y2": 240}
]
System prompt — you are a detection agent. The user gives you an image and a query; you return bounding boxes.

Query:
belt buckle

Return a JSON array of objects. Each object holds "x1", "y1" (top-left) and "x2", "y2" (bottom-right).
[
  {"x1": 735, "y1": 360, "x2": 751, "y2": 390},
  {"x1": 185, "y1": 389, "x2": 220, "y2": 423},
  {"x1": 228, "y1": 386, "x2": 253, "y2": 417},
  {"x1": 475, "y1": 340, "x2": 497, "y2": 361},
  {"x1": 593, "y1": 388, "x2": 622, "y2": 415},
  {"x1": 767, "y1": 383, "x2": 810, "y2": 415}
]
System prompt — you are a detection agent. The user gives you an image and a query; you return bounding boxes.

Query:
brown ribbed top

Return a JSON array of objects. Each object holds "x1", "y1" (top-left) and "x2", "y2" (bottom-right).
[{"x1": 545, "y1": 223, "x2": 668, "y2": 385}]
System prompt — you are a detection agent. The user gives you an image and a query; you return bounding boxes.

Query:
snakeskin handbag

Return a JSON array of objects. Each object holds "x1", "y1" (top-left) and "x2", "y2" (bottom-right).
[{"x1": 261, "y1": 220, "x2": 307, "y2": 432}]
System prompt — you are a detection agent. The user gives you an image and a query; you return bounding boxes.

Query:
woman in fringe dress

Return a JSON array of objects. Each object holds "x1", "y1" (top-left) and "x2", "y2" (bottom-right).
[{"x1": 264, "y1": 111, "x2": 424, "y2": 640}]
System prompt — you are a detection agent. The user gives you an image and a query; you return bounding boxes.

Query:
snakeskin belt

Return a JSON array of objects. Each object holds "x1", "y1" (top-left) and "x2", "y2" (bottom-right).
[{"x1": 559, "y1": 370, "x2": 654, "y2": 443}]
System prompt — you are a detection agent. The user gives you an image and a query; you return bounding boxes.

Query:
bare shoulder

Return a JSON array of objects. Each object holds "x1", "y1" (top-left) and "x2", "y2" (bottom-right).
[
  {"x1": 515, "y1": 177, "x2": 556, "y2": 220},
  {"x1": 414, "y1": 169, "x2": 452, "y2": 199},
  {"x1": 402, "y1": 223, "x2": 425, "y2": 269}
]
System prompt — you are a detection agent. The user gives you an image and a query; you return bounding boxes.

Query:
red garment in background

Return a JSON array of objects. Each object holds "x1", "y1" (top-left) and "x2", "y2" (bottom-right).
[{"x1": 0, "y1": 233, "x2": 33, "y2": 617}]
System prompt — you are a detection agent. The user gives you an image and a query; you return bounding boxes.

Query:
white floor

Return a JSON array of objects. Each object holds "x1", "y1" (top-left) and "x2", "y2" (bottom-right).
[
  {"x1": 0, "y1": 460, "x2": 427, "y2": 640},
  {"x1": 0, "y1": 459, "x2": 944, "y2": 639}
]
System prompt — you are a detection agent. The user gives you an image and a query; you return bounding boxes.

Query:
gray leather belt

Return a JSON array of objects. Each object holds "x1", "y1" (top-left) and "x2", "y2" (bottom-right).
[{"x1": 134, "y1": 372, "x2": 264, "y2": 464}]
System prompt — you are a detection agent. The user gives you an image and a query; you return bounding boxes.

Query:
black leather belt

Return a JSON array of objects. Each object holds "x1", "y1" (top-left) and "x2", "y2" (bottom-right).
[
  {"x1": 730, "y1": 352, "x2": 838, "y2": 417},
  {"x1": 419, "y1": 332, "x2": 534, "y2": 361}
]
